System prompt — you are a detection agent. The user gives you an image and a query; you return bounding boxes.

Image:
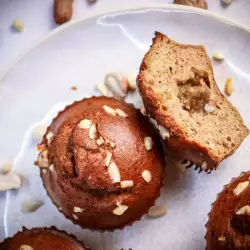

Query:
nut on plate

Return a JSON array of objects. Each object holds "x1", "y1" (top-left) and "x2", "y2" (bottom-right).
[
  {"x1": 22, "y1": 200, "x2": 44, "y2": 213},
  {"x1": 221, "y1": 0, "x2": 233, "y2": 5},
  {"x1": 224, "y1": 77, "x2": 234, "y2": 96},
  {"x1": 54, "y1": 0, "x2": 73, "y2": 25},
  {"x1": 174, "y1": 0, "x2": 208, "y2": 9},
  {"x1": 0, "y1": 172, "x2": 22, "y2": 191},
  {"x1": 12, "y1": 19, "x2": 24, "y2": 32},
  {"x1": 212, "y1": 52, "x2": 224, "y2": 61},
  {"x1": 148, "y1": 205, "x2": 167, "y2": 218}
]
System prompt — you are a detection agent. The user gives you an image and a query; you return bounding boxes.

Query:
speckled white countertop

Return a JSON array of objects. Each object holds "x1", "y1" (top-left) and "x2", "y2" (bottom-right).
[{"x1": 0, "y1": 0, "x2": 250, "y2": 75}]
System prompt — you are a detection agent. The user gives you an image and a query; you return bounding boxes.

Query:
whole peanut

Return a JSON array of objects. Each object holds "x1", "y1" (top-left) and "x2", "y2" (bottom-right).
[
  {"x1": 174, "y1": 0, "x2": 208, "y2": 9},
  {"x1": 54, "y1": 0, "x2": 73, "y2": 25}
]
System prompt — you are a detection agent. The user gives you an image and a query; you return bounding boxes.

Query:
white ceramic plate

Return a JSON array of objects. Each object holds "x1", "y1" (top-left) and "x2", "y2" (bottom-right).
[{"x1": 1, "y1": 5, "x2": 250, "y2": 250}]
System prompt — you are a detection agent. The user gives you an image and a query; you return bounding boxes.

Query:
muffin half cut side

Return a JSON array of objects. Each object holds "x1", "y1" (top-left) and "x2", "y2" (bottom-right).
[{"x1": 138, "y1": 32, "x2": 249, "y2": 172}]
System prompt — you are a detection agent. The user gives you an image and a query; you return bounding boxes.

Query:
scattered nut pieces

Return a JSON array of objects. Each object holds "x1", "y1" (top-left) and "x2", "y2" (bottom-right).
[
  {"x1": 42, "y1": 169, "x2": 47, "y2": 174},
  {"x1": 201, "y1": 161, "x2": 208, "y2": 170},
  {"x1": 37, "y1": 150, "x2": 49, "y2": 168},
  {"x1": 224, "y1": 77, "x2": 234, "y2": 96},
  {"x1": 96, "y1": 83, "x2": 109, "y2": 96},
  {"x1": 149, "y1": 118, "x2": 170, "y2": 139},
  {"x1": 144, "y1": 137, "x2": 153, "y2": 151},
  {"x1": 127, "y1": 75, "x2": 137, "y2": 90},
  {"x1": 71, "y1": 86, "x2": 77, "y2": 91},
  {"x1": 103, "y1": 105, "x2": 117, "y2": 116},
  {"x1": 218, "y1": 236, "x2": 226, "y2": 241},
  {"x1": 108, "y1": 162, "x2": 121, "y2": 183},
  {"x1": 72, "y1": 214, "x2": 79, "y2": 220},
  {"x1": 119, "y1": 74, "x2": 130, "y2": 93},
  {"x1": 142, "y1": 170, "x2": 152, "y2": 183},
  {"x1": 78, "y1": 119, "x2": 92, "y2": 129},
  {"x1": 140, "y1": 107, "x2": 146, "y2": 116},
  {"x1": 116, "y1": 109, "x2": 128, "y2": 117},
  {"x1": 120, "y1": 180, "x2": 134, "y2": 188},
  {"x1": 32, "y1": 124, "x2": 47, "y2": 142},
  {"x1": 0, "y1": 162, "x2": 12, "y2": 174},
  {"x1": 204, "y1": 103, "x2": 216, "y2": 113},
  {"x1": 113, "y1": 202, "x2": 128, "y2": 216},
  {"x1": 20, "y1": 245, "x2": 34, "y2": 250},
  {"x1": 149, "y1": 118, "x2": 158, "y2": 127},
  {"x1": 88, "y1": 0, "x2": 97, "y2": 3},
  {"x1": 0, "y1": 172, "x2": 22, "y2": 191},
  {"x1": 22, "y1": 200, "x2": 44, "y2": 213},
  {"x1": 54, "y1": 0, "x2": 73, "y2": 25},
  {"x1": 222, "y1": 0, "x2": 232, "y2": 5},
  {"x1": 213, "y1": 52, "x2": 224, "y2": 61},
  {"x1": 105, "y1": 72, "x2": 128, "y2": 98},
  {"x1": 233, "y1": 181, "x2": 249, "y2": 196},
  {"x1": 159, "y1": 125, "x2": 170, "y2": 139},
  {"x1": 13, "y1": 19, "x2": 24, "y2": 32},
  {"x1": 74, "y1": 206, "x2": 83, "y2": 213},
  {"x1": 96, "y1": 136, "x2": 105, "y2": 146},
  {"x1": 105, "y1": 152, "x2": 112, "y2": 167},
  {"x1": 148, "y1": 205, "x2": 167, "y2": 218},
  {"x1": 89, "y1": 124, "x2": 97, "y2": 139},
  {"x1": 105, "y1": 138, "x2": 116, "y2": 148},
  {"x1": 49, "y1": 164, "x2": 55, "y2": 172},
  {"x1": 174, "y1": 0, "x2": 208, "y2": 9},
  {"x1": 236, "y1": 205, "x2": 250, "y2": 215},
  {"x1": 46, "y1": 132, "x2": 54, "y2": 145},
  {"x1": 98, "y1": 72, "x2": 137, "y2": 98}
]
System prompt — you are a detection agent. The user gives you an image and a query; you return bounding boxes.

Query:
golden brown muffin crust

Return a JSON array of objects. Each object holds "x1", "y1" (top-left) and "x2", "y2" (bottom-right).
[
  {"x1": 206, "y1": 172, "x2": 250, "y2": 250},
  {"x1": 36, "y1": 97, "x2": 165, "y2": 230},
  {"x1": 0, "y1": 227, "x2": 88, "y2": 250}
]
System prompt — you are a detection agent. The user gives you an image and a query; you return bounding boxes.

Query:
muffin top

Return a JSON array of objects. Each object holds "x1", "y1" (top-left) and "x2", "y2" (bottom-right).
[
  {"x1": 36, "y1": 96, "x2": 165, "y2": 230},
  {"x1": 0, "y1": 228, "x2": 88, "y2": 250},
  {"x1": 206, "y1": 171, "x2": 250, "y2": 250}
]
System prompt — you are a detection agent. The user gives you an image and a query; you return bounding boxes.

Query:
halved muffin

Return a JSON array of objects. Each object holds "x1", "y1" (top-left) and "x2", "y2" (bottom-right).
[{"x1": 138, "y1": 32, "x2": 249, "y2": 172}]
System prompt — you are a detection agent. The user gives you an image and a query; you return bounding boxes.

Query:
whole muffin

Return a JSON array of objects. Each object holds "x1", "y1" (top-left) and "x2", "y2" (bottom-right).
[
  {"x1": 206, "y1": 171, "x2": 250, "y2": 250},
  {"x1": 0, "y1": 227, "x2": 89, "y2": 250},
  {"x1": 36, "y1": 96, "x2": 165, "y2": 230}
]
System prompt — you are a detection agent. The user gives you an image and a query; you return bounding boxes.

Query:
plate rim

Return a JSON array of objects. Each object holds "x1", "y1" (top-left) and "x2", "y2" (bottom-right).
[
  {"x1": 1, "y1": 3, "x2": 250, "y2": 81},
  {"x1": 1, "y1": 2, "x2": 250, "y2": 244}
]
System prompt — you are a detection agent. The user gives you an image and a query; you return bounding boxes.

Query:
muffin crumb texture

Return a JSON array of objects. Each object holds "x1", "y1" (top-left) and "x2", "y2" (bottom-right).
[{"x1": 138, "y1": 32, "x2": 248, "y2": 172}]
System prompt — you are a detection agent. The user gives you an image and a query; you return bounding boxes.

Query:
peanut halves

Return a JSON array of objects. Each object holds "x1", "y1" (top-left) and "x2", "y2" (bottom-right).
[{"x1": 54, "y1": 0, "x2": 73, "y2": 25}]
